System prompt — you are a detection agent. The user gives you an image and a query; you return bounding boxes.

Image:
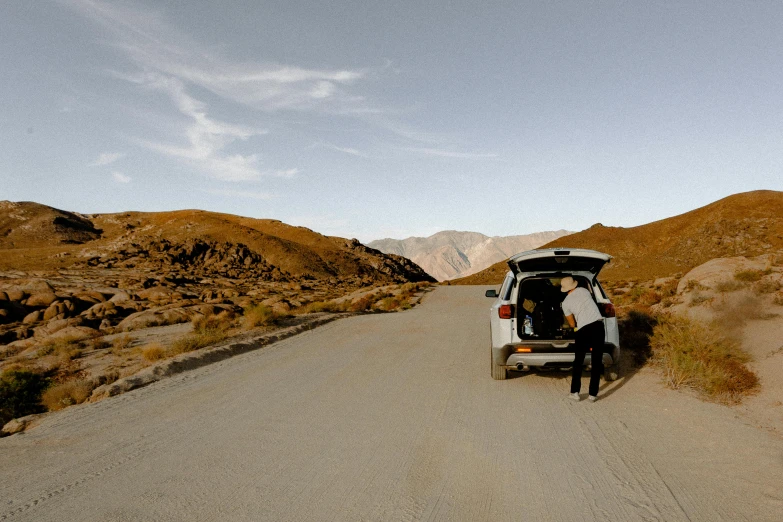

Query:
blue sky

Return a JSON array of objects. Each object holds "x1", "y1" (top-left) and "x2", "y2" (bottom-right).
[{"x1": 2, "y1": 1, "x2": 781, "y2": 242}]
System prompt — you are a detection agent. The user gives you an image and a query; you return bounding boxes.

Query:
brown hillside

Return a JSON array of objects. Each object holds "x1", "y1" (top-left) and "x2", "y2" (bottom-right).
[
  {"x1": 0, "y1": 203, "x2": 434, "y2": 285},
  {"x1": 454, "y1": 190, "x2": 783, "y2": 285}
]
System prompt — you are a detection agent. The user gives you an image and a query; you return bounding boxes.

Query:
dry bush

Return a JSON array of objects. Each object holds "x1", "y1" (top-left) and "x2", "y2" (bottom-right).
[
  {"x1": 89, "y1": 337, "x2": 112, "y2": 350},
  {"x1": 112, "y1": 334, "x2": 134, "y2": 353},
  {"x1": 774, "y1": 292, "x2": 783, "y2": 306},
  {"x1": 684, "y1": 279, "x2": 706, "y2": 292},
  {"x1": 170, "y1": 313, "x2": 231, "y2": 354},
  {"x1": 242, "y1": 304, "x2": 286, "y2": 329},
  {"x1": 638, "y1": 289, "x2": 663, "y2": 306},
  {"x1": 753, "y1": 279, "x2": 781, "y2": 295},
  {"x1": 37, "y1": 336, "x2": 83, "y2": 361},
  {"x1": 650, "y1": 314, "x2": 758, "y2": 403},
  {"x1": 41, "y1": 380, "x2": 95, "y2": 411},
  {"x1": 714, "y1": 294, "x2": 775, "y2": 324},
  {"x1": 349, "y1": 296, "x2": 373, "y2": 312},
  {"x1": 734, "y1": 269, "x2": 769, "y2": 283},
  {"x1": 379, "y1": 296, "x2": 401, "y2": 311},
  {"x1": 301, "y1": 300, "x2": 345, "y2": 314},
  {"x1": 715, "y1": 279, "x2": 745, "y2": 293},
  {"x1": 141, "y1": 343, "x2": 166, "y2": 362},
  {"x1": 688, "y1": 292, "x2": 713, "y2": 307}
]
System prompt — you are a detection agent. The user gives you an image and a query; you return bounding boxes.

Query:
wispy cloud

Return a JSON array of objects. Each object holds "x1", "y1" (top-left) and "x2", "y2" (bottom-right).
[
  {"x1": 88, "y1": 152, "x2": 125, "y2": 166},
  {"x1": 312, "y1": 141, "x2": 368, "y2": 158},
  {"x1": 204, "y1": 188, "x2": 274, "y2": 200},
  {"x1": 403, "y1": 147, "x2": 498, "y2": 159},
  {"x1": 62, "y1": 0, "x2": 368, "y2": 113},
  {"x1": 112, "y1": 171, "x2": 131, "y2": 183}
]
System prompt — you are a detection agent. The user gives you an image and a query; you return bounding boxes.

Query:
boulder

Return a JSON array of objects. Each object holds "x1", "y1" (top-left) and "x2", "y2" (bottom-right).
[
  {"x1": 4, "y1": 289, "x2": 26, "y2": 302},
  {"x1": 108, "y1": 292, "x2": 132, "y2": 303},
  {"x1": 74, "y1": 291, "x2": 107, "y2": 305},
  {"x1": 116, "y1": 307, "x2": 192, "y2": 331},
  {"x1": 33, "y1": 317, "x2": 84, "y2": 338},
  {"x1": 0, "y1": 291, "x2": 8, "y2": 301},
  {"x1": 43, "y1": 300, "x2": 75, "y2": 321},
  {"x1": 1, "y1": 413, "x2": 47, "y2": 436},
  {"x1": 80, "y1": 301, "x2": 117, "y2": 320},
  {"x1": 137, "y1": 286, "x2": 175, "y2": 302},
  {"x1": 47, "y1": 326, "x2": 100, "y2": 341},
  {"x1": 25, "y1": 291, "x2": 58, "y2": 308},
  {"x1": 22, "y1": 310, "x2": 42, "y2": 324}
]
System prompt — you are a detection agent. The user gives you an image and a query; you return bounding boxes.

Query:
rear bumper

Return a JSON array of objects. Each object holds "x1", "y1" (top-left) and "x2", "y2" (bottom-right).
[{"x1": 495, "y1": 342, "x2": 620, "y2": 369}]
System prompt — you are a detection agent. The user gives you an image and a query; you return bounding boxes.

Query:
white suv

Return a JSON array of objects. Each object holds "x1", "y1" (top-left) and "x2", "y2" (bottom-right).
[{"x1": 485, "y1": 248, "x2": 620, "y2": 381}]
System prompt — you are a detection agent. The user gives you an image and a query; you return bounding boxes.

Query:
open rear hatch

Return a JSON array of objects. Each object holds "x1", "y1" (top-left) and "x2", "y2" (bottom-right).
[{"x1": 507, "y1": 248, "x2": 611, "y2": 276}]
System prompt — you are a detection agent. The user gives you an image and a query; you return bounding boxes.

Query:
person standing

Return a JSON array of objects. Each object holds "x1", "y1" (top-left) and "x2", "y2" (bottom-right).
[{"x1": 560, "y1": 276, "x2": 605, "y2": 402}]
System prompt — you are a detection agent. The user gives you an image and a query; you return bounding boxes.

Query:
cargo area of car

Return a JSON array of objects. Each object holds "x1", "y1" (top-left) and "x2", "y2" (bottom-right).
[{"x1": 515, "y1": 275, "x2": 594, "y2": 340}]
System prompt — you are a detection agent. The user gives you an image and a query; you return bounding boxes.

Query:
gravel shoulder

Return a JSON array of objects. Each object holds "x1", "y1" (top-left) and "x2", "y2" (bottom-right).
[{"x1": 1, "y1": 286, "x2": 782, "y2": 521}]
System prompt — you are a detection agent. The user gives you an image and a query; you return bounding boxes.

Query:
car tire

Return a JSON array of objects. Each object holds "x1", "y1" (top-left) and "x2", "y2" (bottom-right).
[{"x1": 490, "y1": 348, "x2": 507, "y2": 380}]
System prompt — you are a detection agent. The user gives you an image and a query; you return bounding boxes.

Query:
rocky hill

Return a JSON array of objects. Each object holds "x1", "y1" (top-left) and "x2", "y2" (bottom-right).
[
  {"x1": 368, "y1": 229, "x2": 573, "y2": 281},
  {"x1": 0, "y1": 202, "x2": 434, "y2": 286},
  {"x1": 454, "y1": 190, "x2": 783, "y2": 285}
]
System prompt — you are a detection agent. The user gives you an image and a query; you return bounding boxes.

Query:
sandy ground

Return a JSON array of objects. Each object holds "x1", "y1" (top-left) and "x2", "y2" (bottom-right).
[{"x1": 1, "y1": 286, "x2": 782, "y2": 521}]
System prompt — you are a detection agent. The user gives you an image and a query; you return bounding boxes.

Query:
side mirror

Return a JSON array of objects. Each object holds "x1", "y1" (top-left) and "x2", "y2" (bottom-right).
[{"x1": 485, "y1": 289, "x2": 498, "y2": 298}]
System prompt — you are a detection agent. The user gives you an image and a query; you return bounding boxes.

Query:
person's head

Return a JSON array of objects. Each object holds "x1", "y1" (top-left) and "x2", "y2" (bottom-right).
[{"x1": 560, "y1": 276, "x2": 578, "y2": 293}]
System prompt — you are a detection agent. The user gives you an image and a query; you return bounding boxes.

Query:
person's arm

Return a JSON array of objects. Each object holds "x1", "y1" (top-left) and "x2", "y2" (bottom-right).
[{"x1": 565, "y1": 314, "x2": 576, "y2": 328}]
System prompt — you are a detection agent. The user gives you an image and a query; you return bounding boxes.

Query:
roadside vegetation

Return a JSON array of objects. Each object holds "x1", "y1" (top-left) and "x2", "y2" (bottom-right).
[{"x1": 603, "y1": 258, "x2": 783, "y2": 404}]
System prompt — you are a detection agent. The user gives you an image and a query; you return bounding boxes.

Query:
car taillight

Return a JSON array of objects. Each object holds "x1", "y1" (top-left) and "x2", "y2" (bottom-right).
[
  {"x1": 601, "y1": 303, "x2": 616, "y2": 318},
  {"x1": 498, "y1": 304, "x2": 514, "y2": 319}
]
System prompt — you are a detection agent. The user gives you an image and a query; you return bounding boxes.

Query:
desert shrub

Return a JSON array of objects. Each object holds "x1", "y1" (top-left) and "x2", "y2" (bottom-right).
[
  {"x1": 112, "y1": 334, "x2": 134, "y2": 352},
  {"x1": 302, "y1": 300, "x2": 345, "y2": 314},
  {"x1": 242, "y1": 304, "x2": 285, "y2": 329},
  {"x1": 714, "y1": 279, "x2": 745, "y2": 293},
  {"x1": 89, "y1": 337, "x2": 111, "y2": 350},
  {"x1": 734, "y1": 269, "x2": 768, "y2": 283},
  {"x1": 753, "y1": 279, "x2": 781, "y2": 295},
  {"x1": 714, "y1": 294, "x2": 774, "y2": 324},
  {"x1": 349, "y1": 297, "x2": 373, "y2": 313},
  {"x1": 638, "y1": 289, "x2": 663, "y2": 306},
  {"x1": 684, "y1": 279, "x2": 706, "y2": 292},
  {"x1": 688, "y1": 292, "x2": 713, "y2": 307},
  {"x1": 649, "y1": 314, "x2": 758, "y2": 403},
  {"x1": 37, "y1": 336, "x2": 83, "y2": 362},
  {"x1": 627, "y1": 286, "x2": 646, "y2": 302},
  {"x1": 194, "y1": 311, "x2": 233, "y2": 333},
  {"x1": 41, "y1": 380, "x2": 95, "y2": 411},
  {"x1": 170, "y1": 315, "x2": 230, "y2": 354},
  {"x1": 379, "y1": 297, "x2": 401, "y2": 311},
  {"x1": 0, "y1": 368, "x2": 49, "y2": 425},
  {"x1": 618, "y1": 310, "x2": 657, "y2": 366},
  {"x1": 141, "y1": 343, "x2": 166, "y2": 362}
]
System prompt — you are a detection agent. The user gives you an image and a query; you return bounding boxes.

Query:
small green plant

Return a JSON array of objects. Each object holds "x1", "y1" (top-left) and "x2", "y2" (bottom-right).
[
  {"x1": 649, "y1": 314, "x2": 758, "y2": 403},
  {"x1": 0, "y1": 368, "x2": 49, "y2": 425},
  {"x1": 40, "y1": 380, "x2": 95, "y2": 411}
]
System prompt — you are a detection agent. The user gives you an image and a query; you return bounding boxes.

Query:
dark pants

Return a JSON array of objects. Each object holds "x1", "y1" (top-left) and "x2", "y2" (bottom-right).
[{"x1": 570, "y1": 320, "x2": 605, "y2": 397}]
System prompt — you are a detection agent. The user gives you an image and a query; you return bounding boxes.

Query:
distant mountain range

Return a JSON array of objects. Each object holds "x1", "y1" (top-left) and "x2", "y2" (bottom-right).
[
  {"x1": 453, "y1": 190, "x2": 783, "y2": 285},
  {"x1": 368, "y1": 230, "x2": 573, "y2": 281}
]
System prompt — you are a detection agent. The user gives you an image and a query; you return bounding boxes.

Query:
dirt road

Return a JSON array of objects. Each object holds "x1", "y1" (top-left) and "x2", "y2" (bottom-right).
[{"x1": 2, "y1": 287, "x2": 782, "y2": 521}]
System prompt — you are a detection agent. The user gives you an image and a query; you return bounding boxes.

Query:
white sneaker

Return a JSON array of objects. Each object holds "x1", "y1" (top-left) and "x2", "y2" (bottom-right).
[
  {"x1": 569, "y1": 392, "x2": 580, "y2": 401},
  {"x1": 588, "y1": 395, "x2": 598, "y2": 402}
]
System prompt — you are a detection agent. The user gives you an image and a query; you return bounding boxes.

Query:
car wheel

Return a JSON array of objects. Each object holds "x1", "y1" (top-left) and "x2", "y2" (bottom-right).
[{"x1": 490, "y1": 348, "x2": 507, "y2": 380}]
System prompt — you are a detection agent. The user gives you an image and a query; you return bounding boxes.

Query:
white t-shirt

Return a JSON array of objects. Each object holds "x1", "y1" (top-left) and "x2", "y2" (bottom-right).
[{"x1": 561, "y1": 287, "x2": 602, "y2": 328}]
